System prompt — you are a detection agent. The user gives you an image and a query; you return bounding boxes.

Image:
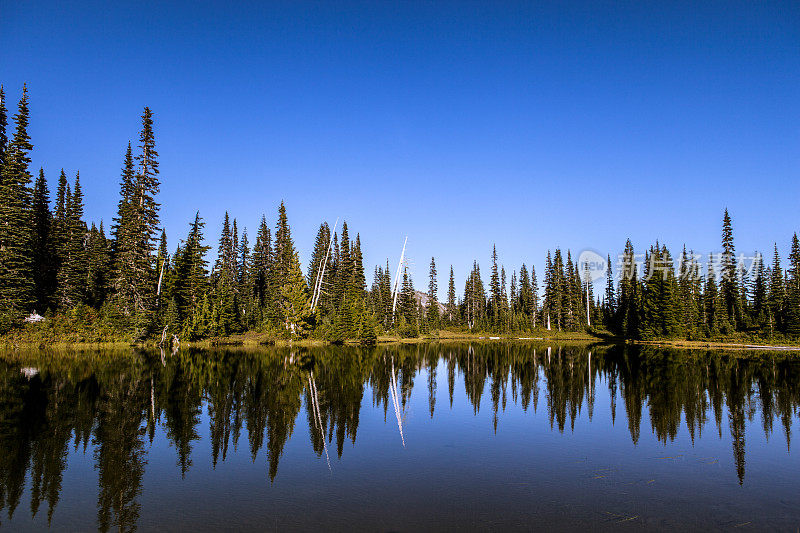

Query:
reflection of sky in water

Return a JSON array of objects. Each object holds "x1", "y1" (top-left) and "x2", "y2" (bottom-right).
[{"x1": 3, "y1": 345, "x2": 799, "y2": 531}]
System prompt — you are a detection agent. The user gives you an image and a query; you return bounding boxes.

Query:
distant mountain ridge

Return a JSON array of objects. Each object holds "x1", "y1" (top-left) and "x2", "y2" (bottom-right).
[{"x1": 414, "y1": 291, "x2": 446, "y2": 314}]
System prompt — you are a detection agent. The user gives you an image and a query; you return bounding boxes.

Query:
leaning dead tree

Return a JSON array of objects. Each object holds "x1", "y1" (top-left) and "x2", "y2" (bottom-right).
[
  {"x1": 389, "y1": 356, "x2": 406, "y2": 447},
  {"x1": 310, "y1": 218, "x2": 338, "y2": 312},
  {"x1": 391, "y1": 236, "x2": 408, "y2": 323},
  {"x1": 308, "y1": 371, "x2": 331, "y2": 470}
]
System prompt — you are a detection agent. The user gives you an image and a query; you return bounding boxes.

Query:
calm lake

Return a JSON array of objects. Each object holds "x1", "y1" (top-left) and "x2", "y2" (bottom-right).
[{"x1": 0, "y1": 343, "x2": 798, "y2": 531}]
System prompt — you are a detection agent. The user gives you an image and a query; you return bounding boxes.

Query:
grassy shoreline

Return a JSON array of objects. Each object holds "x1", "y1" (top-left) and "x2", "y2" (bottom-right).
[{"x1": 2, "y1": 327, "x2": 799, "y2": 352}]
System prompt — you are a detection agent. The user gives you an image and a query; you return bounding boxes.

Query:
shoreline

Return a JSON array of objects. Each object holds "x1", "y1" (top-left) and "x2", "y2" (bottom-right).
[{"x1": 1, "y1": 329, "x2": 799, "y2": 352}]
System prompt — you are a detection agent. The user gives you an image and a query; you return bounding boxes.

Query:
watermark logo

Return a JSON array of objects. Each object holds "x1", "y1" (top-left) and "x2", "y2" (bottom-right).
[{"x1": 578, "y1": 249, "x2": 607, "y2": 282}]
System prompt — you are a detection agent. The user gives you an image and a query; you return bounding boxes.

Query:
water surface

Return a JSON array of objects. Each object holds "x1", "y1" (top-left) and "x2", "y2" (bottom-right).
[{"x1": 0, "y1": 343, "x2": 798, "y2": 531}]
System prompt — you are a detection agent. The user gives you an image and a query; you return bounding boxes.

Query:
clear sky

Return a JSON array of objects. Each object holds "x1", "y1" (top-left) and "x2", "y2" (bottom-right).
[{"x1": 1, "y1": 1, "x2": 798, "y2": 296}]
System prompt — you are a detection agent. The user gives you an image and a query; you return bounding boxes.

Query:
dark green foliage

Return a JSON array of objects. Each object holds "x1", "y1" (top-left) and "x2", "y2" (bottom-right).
[
  {"x1": 86, "y1": 222, "x2": 111, "y2": 308},
  {"x1": 0, "y1": 85, "x2": 34, "y2": 323},
  {"x1": 280, "y1": 251, "x2": 310, "y2": 338},
  {"x1": 427, "y1": 257, "x2": 439, "y2": 329},
  {"x1": 2, "y1": 94, "x2": 799, "y2": 344},
  {"x1": 786, "y1": 233, "x2": 800, "y2": 336},
  {"x1": 172, "y1": 213, "x2": 210, "y2": 338},
  {"x1": 111, "y1": 109, "x2": 161, "y2": 337},
  {"x1": 31, "y1": 168, "x2": 55, "y2": 311},
  {"x1": 55, "y1": 173, "x2": 88, "y2": 309},
  {"x1": 720, "y1": 209, "x2": 740, "y2": 329}
]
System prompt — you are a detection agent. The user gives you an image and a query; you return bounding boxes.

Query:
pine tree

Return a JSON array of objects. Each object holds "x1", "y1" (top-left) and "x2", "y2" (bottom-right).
[
  {"x1": 786, "y1": 233, "x2": 800, "y2": 336},
  {"x1": 446, "y1": 265, "x2": 457, "y2": 324},
  {"x1": 530, "y1": 264, "x2": 538, "y2": 328},
  {"x1": 56, "y1": 173, "x2": 88, "y2": 308},
  {"x1": 616, "y1": 240, "x2": 640, "y2": 338},
  {"x1": 280, "y1": 251, "x2": 310, "y2": 338},
  {"x1": 212, "y1": 212, "x2": 237, "y2": 335},
  {"x1": 489, "y1": 245, "x2": 501, "y2": 330},
  {"x1": 0, "y1": 85, "x2": 34, "y2": 321},
  {"x1": 271, "y1": 201, "x2": 296, "y2": 322},
  {"x1": 604, "y1": 254, "x2": 615, "y2": 326},
  {"x1": 399, "y1": 264, "x2": 416, "y2": 324},
  {"x1": 720, "y1": 209, "x2": 739, "y2": 329},
  {"x1": 31, "y1": 167, "x2": 55, "y2": 311},
  {"x1": 705, "y1": 253, "x2": 722, "y2": 335},
  {"x1": 0, "y1": 85, "x2": 7, "y2": 176},
  {"x1": 427, "y1": 257, "x2": 439, "y2": 329},
  {"x1": 238, "y1": 229, "x2": 255, "y2": 329},
  {"x1": 111, "y1": 108, "x2": 161, "y2": 334},
  {"x1": 87, "y1": 222, "x2": 111, "y2": 307},
  {"x1": 767, "y1": 244, "x2": 785, "y2": 334},
  {"x1": 173, "y1": 213, "x2": 210, "y2": 336},
  {"x1": 518, "y1": 264, "x2": 531, "y2": 329},
  {"x1": 252, "y1": 215, "x2": 272, "y2": 321},
  {"x1": 307, "y1": 222, "x2": 331, "y2": 310},
  {"x1": 543, "y1": 252, "x2": 553, "y2": 330},
  {"x1": 751, "y1": 251, "x2": 767, "y2": 328}
]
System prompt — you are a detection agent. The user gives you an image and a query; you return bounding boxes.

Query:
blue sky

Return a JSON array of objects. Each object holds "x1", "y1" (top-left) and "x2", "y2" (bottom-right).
[{"x1": 1, "y1": 1, "x2": 798, "y2": 295}]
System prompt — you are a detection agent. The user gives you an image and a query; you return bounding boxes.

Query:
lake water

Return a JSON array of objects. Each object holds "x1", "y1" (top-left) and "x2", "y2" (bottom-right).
[{"x1": 0, "y1": 343, "x2": 798, "y2": 531}]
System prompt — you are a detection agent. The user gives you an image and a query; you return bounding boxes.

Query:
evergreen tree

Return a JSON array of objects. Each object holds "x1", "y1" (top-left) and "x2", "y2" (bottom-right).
[
  {"x1": 399, "y1": 264, "x2": 416, "y2": 324},
  {"x1": 751, "y1": 251, "x2": 767, "y2": 328},
  {"x1": 280, "y1": 251, "x2": 310, "y2": 338},
  {"x1": 767, "y1": 243, "x2": 785, "y2": 334},
  {"x1": 172, "y1": 213, "x2": 210, "y2": 336},
  {"x1": 427, "y1": 257, "x2": 439, "y2": 329},
  {"x1": 446, "y1": 265, "x2": 457, "y2": 324},
  {"x1": 705, "y1": 254, "x2": 722, "y2": 335},
  {"x1": 31, "y1": 167, "x2": 55, "y2": 311},
  {"x1": 720, "y1": 209, "x2": 739, "y2": 329},
  {"x1": 786, "y1": 233, "x2": 800, "y2": 336},
  {"x1": 0, "y1": 85, "x2": 7, "y2": 177},
  {"x1": 307, "y1": 222, "x2": 331, "y2": 310},
  {"x1": 604, "y1": 254, "x2": 615, "y2": 326},
  {"x1": 530, "y1": 264, "x2": 538, "y2": 328},
  {"x1": 212, "y1": 212, "x2": 236, "y2": 335},
  {"x1": 252, "y1": 215, "x2": 273, "y2": 321},
  {"x1": 616, "y1": 240, "x2": 640, "y2": 338},
  {"x1": 87, "y1": 222, "x2": 111, "y2": 308},
  {"x1": 518, "y1": 264, "x2": 532, "y2": 329},
  {"x1": 489, "y1": 245, "x2": 502, "y2": 330},
  {"x1": 56, "y1": 173, "x2": 88, "y2": 308},
  {"x1": 238, "y1": 229, "x2": 255, "y2": 329},
  {"x1": 0, "y1": 85, "x2": 34, "y2": 321},
  {"x1": 111, "y1": 108, "x2": 161, "y2": 334}
]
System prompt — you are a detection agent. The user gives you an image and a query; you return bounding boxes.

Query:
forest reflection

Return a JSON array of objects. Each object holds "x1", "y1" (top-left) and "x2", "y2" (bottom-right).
[{"x1": 0, "y1": 343, "x2": 799, "y2": 531}]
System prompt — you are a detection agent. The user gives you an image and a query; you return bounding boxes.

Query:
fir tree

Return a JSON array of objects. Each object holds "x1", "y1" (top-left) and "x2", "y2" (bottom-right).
[
  {"x1": 252, "y1": 215, "x2": 273, "y2": 321},
  {"x1": 212, "y1": 213, "x2": 236, "y2": 334},
  {"x1": 111, "y1": 108, "x2": 161, "y2": 333},
  {"x1": 489, "y1": 245, "x2": 501, "y2": 330},
  {"x1": 427, "y1": 257, "x2": 439, "y2": 329},
  {"x1": 604, "y1": 254, "x2": 615, "y2": 326},
  {"x1": 720, "y1": 209, "x2": 739, "y2": 328},
  {"x1": 705, "y1": 254, "x2": 722, "y2": 334},
  {"x1": 56, "y1": 173, "x2": 88, "y2": 308},
  {"x1": 446, "y1": 265, "x2": 457, "y2": 324},
  {"x1": 0, "y1": 85, "x2": 34, "y2": 321},
  {"x1": 767, "y1": 243, "x2": 785, "y2": 334},
  {"x1": 750, "y1": 251, "x2": 767, "y2": 328},
  {"x1": 0, "y1": 85, "x2": 7, "y2": 176},
  {"x1": 786, "y1": 233, "x2": 800, "y2": 336},
  {"x1": 31, "y1": 167, "x2": 55, "y2": 311},
  {"x1": 173, "y1": 213, "x2": 210, "y2": 335},
  {"x1": 87, "y1": 222, "x2": 111, "y2": 307},
  {"x1": 280, "y1": 251, "x2": 310, "y2": 338}
]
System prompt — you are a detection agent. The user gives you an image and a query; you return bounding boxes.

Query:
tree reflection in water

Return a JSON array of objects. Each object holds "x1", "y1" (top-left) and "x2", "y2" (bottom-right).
[{"x1": 0, "y1": 343, "x2": 798, "y2": 530}]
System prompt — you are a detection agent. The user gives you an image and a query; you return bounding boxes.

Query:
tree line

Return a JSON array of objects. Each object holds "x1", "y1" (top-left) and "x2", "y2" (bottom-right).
[{"x1": 1, "y1": 85, "x2": 798, "y2": 343}]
